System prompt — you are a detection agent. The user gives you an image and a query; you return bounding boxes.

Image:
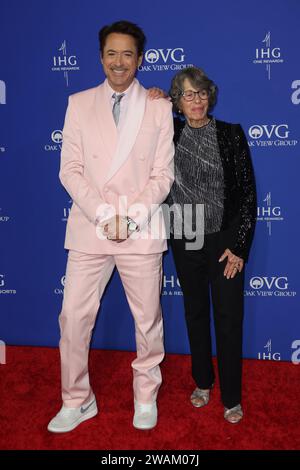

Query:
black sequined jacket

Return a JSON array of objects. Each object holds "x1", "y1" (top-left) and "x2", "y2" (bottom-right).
[{"x1": 171, "y1": 117, "x2": 257, "y2": 262}]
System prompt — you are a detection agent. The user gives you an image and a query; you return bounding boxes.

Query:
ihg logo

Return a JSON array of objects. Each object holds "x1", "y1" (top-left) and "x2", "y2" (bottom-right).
[{"x1": 0, "y1": 80, "x2": 6, "y2": 105}]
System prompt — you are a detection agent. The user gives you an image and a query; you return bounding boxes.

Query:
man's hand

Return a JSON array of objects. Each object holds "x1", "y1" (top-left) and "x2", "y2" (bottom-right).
[
  {"x1": 219, "y1": 248, "x2": 244, "y2": 279},
  {"x1": 147, "y1": 87, "x2": 168, "y2": 100},
  {"x1": 101, "y1": 215, "x2": 129, "y2": 243}
]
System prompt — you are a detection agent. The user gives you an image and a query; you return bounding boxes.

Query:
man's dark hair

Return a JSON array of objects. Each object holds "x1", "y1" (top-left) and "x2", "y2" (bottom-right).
[{"x1": 99, "y1": 20, "x2": 146, "y2": 57}]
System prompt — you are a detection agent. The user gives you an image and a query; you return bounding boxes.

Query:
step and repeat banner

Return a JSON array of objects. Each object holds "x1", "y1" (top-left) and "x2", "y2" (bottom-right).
[{"x1": 1, "y1": 0, "x2": 299, "y2": 362}]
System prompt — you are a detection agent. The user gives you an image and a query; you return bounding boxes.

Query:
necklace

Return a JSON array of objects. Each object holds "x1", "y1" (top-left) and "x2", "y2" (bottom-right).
[{"x1": 188, "y1": 117, "x2": 211, "y2": 129}]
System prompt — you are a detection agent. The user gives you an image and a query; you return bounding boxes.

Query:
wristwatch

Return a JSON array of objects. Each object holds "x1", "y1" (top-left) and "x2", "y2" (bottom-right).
[{"x1": 126, "y1": 217, "x2": 139, "y2": 233}]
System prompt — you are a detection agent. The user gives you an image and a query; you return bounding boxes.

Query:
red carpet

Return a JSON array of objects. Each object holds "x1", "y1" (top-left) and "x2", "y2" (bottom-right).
[{"x1": 0, "y1": 346, "x2": 299, "y2": 450}]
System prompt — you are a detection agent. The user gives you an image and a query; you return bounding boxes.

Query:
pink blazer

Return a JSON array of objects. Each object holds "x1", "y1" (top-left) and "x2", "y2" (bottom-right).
[{"x1": 59, "y1": 79, "x2": 174, "y2": 254}]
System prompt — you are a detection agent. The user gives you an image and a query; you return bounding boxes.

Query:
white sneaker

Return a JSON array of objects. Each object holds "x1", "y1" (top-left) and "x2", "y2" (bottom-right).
[
  {"x1": 47, "y1": 395, "x2": 98, "y2": 433},
  {"x1": 133, "y1": 400, "x2": 157, "y2": 430}
]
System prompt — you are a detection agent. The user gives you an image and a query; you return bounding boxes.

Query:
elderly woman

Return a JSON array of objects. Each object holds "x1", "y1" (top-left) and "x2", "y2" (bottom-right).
[{"x1": 166, "y1": 67, "x2": 256, "y2": 423}]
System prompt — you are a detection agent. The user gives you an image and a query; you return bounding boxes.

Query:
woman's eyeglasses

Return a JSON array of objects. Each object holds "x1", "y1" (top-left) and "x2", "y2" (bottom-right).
[{"x1": 181, "y1": 89, "x2": 209, "y2": 101}]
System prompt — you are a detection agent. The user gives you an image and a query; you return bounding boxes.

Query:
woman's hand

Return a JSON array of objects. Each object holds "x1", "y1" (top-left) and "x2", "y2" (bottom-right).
[
  {"x1": 147, "y1": 87, "x2": 168, "y2": 100},
  {"x1": 219, "y1": 248, "x2": 244, "y2": 279}
]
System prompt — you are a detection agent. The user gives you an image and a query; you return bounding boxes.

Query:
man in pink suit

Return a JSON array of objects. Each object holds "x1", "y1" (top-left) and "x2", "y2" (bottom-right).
[{"x1": 47, "y1": 20, "x2": 174, "y2": 433}]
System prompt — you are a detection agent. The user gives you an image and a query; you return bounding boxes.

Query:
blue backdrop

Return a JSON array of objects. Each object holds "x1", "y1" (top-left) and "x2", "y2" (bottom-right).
[{"x1": 1, "y1": 0, "x2": 299, "y2": 362}]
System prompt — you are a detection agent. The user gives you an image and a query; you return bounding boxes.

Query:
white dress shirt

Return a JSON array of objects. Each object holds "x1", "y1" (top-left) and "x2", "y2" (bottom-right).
[{"x1": 105, "y1": 79, "x2": 135, "y2": 133}]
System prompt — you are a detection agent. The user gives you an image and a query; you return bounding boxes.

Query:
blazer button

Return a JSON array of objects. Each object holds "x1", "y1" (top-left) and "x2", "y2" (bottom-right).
[
  {"x1": 139, "y1": 155, "x2": 145, "y2": 161},
  {"x1": 130, "y1": 187, "x2": 135, "y2": 193},
  {"x1": 92, "y1": 154, "x2": 98, "y2": 159},
  {"x1": 104, "y1": 187, "x2": 109, "y2": 193}
]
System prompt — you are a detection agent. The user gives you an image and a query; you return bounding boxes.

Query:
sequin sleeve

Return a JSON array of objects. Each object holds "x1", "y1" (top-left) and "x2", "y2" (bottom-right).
[{"x1": 232, "y1": 124, "x2": 257, "y2": 261}]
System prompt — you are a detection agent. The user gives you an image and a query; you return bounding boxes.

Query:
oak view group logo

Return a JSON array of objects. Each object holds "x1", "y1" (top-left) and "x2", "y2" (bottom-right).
[
  {"x1": 54, "y1": 275, "x2": 66, "y2": 295},
  {"x1": 44, "y1": 129, "x2": 63, "y2": 152},
  {"x1": 248, "y1": 124, "x2": 298, "y2": 148},
  {"x1": 245, "y1": 275, "x2": 296, "y2": 298},
  {"x1": 139, "y1": 47, "x2": 193, "y2": 72}
]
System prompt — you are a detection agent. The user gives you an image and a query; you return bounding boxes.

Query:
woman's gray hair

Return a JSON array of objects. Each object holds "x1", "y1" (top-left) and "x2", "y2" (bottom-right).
[{"x1": 169, "y1": 66, "x2": 218, "y2": 113}]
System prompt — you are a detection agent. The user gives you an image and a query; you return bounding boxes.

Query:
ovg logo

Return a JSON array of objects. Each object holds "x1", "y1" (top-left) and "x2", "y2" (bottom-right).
[
  {"x1": 54, "y1": 274, "x2": 66, "y2": 295},
  {"x1": 51, "y1": 130, "x2": 63, "y2": 144},
  {"x1": 250, "y1": 276, "x2": 288, "y2": 291},
  {"x1": 249, "y1": 125, "x2": 289, "y2": 140},
  {"x1": 51, "y1": 40, "x2": 80, "y2": 87},
  {"x1": 250, "y1": 277, "x2": 264, "y2": 289},
  {"x1": 248, "y1": 124, "x2": 297, "y2": 148},
  {"x1": 144, "y1": 48, "x2": 185, "y2": 64},
  {"x1": 252, "y1": 31, "x2": 283, "y2": 80},
  {"x1": 245, "y1": 275, "x2": 296, "y2": 298},
  {"x1": 249, "y1": 126, "x2": 263, "y2": 139},
  {"x1": 0, "y1": 80, "x2": 6, "y2": 105},
  {"x1": 139, "y1": 47, "x2": 192, "y2": 73},
  {"x1": 145, "y1": 50, "x2": 160, "y2": 64},
  {"x1": 44, "y1": 129, "x2": 63, "y2": 152}
]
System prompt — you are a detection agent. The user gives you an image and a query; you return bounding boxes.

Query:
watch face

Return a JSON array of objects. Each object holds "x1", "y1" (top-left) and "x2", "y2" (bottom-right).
[{"x1": 128, "y1": 222, "x2": 137, "y2": 231}]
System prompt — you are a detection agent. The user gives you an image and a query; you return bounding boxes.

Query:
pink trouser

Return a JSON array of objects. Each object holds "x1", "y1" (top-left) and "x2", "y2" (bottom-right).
[{"x1": 59, "y1": 250, "x2": 164, "y2": 408}]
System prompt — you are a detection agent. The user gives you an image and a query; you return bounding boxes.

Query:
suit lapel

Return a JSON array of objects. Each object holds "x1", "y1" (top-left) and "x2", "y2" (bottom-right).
[{"x1": 104, "y1": 79, "x2": 147, "y2": 183}]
